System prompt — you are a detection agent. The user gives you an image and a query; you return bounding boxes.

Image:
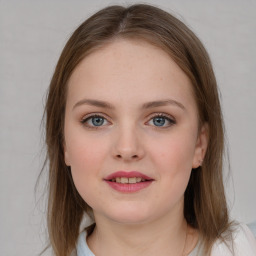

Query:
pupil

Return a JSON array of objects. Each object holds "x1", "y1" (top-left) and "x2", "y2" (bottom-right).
[
  {"x1": 153, "y1": 117, "x2": 165, "y2": 126},
  {"x1": 92, "y1": 117, "x2": 104, "y2": 126}
]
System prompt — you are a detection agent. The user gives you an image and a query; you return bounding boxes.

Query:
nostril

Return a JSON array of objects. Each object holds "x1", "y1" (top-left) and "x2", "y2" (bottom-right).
[{"x1": 116, "y1": 154, "x2": 138, "y2": 159}]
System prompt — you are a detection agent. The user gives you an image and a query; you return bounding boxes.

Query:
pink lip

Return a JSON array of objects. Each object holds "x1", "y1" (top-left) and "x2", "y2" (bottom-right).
[
  {"x1": 104, "y1": 171, "x2": 154, "y2": 193},
  {"x1": 105, "y1": 171, "x2": 153, "y2": 181}
]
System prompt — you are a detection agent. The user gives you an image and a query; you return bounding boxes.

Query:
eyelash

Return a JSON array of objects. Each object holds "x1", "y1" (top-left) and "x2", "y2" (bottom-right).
[{"x1": 80, "y1": 113, "x2": 176, "y2": 130}]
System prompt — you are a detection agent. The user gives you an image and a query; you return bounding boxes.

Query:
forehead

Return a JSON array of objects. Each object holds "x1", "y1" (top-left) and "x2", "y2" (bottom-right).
[{"x1": 67, "y1": 38, "x2": 197, "y2": 112}]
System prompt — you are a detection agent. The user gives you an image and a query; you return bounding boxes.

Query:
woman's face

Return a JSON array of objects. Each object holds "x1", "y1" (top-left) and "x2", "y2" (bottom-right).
[{"x1": 64, "y1": 39, "x2": 207, "y2": 224}]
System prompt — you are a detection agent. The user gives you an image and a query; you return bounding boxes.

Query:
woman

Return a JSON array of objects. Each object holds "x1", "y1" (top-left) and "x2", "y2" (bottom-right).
[{"x1": 43, "y1": 4, "x2": 256, "y2": 256}]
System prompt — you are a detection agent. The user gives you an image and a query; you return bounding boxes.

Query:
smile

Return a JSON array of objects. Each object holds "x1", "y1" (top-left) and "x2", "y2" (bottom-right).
[
  {"x1": 110, "y1": 177, "x2": 146, "y2": 183},
  {"x1": 104, "y1": 171, "x2": 154, "y2": 193}
]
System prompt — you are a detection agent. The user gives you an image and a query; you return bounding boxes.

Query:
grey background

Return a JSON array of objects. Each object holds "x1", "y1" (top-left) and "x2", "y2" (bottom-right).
[{"x1": 1, "y1": 0, "x2": 255, "y2": 255}]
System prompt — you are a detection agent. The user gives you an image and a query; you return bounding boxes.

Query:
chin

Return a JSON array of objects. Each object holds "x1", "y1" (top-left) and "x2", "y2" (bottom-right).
[{"x1": 102, "y1": 205, "x2": 153, "y2": 225}]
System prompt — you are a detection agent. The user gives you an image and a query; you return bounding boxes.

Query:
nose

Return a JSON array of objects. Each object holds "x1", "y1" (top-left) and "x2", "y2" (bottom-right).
[{"x1": 112, "y1": 125, "x2": 145, "y2": 162}]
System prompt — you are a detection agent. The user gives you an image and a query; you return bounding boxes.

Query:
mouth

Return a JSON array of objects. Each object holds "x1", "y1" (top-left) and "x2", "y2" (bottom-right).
[
  {"x1": 104, "y1": 171, "x2": 154, "y2": 182},
  {"x1": 108, "y1": 177, "x2": 151, "y2": 183},
  {"x1": 104, "y1": 171, "x2": 154, "y2": 193}
]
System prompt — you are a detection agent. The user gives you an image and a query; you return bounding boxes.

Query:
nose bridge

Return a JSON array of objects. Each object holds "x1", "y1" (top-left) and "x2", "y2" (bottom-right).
[{"x1": 112, "y1": 121, "x2": 144, "y2": 161}]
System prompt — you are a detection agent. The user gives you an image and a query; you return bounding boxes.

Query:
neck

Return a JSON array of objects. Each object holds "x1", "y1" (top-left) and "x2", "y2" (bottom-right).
[{"x1": 87, "y1": 207, "x2": 190, "y2": 256}]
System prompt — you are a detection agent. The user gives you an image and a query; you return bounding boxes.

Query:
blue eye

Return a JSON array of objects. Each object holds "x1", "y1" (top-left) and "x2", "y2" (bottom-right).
[
  {"x1": 149, "y1": 114, "x2": 175, "y2": 127},
  {"x1": 81, "y1": 115, "x2": 108, "y2": 127}
]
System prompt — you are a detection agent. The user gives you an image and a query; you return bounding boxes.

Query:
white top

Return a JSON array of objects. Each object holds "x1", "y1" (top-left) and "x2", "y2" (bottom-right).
[{"x1": 76, "y1": 223, "x2": 256, "y2": 256}]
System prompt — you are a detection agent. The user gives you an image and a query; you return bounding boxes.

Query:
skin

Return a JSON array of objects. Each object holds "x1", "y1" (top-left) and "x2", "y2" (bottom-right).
[{"x1": 64, "y1": 39, "x2": 208, "y2": 256}]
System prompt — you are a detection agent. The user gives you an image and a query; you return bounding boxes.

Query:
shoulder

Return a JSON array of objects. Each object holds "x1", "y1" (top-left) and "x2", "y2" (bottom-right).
[{"x1": 211, "y1": 223, "x2": 256, "y2": 256}]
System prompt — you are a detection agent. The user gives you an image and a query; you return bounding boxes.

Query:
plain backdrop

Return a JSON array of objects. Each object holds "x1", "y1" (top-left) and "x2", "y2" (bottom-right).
[{"x1": 1, "y1": 0, "x2": 255, "y2": 255}]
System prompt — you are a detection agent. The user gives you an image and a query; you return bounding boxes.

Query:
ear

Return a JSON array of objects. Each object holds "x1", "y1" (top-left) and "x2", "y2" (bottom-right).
[
  {"x1": 192, "y1": 123, "x2": 209, "y2": 168},
  {"x1": 63, "y1": 142, "x2": 71, "y2": 166}
]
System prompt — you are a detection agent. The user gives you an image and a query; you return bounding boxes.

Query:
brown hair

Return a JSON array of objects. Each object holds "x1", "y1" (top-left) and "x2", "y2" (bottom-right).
[{"x1": 43, "y1": 4, "x2": 232, "y2": 256}]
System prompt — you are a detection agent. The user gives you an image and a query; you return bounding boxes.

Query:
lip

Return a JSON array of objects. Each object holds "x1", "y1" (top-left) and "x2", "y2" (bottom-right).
[
  {"x1": 105, "y1": 171, "x2": 153, "y2": 181},
  {"x1": 104, "y1": 171, "x2": 154, "y2": 193}
]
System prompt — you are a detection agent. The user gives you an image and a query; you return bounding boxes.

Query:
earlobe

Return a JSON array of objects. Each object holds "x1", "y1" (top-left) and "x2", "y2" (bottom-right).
[
  {"x1": 192, "y1": 123, "x2": 209, "y2": 169},
  {"x1": 63, "y1": 143, "x2": 71, "y2": 166}
]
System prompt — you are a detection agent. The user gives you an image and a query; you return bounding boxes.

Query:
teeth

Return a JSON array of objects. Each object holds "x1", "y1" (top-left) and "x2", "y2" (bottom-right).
[
  {"x1": 120, "y1": 177, "x2": 128, "y2": 184},
  {"x1": 112, "y1": 177, "x2": 146, "y2": 184},
  {"x1": 129, "y1": 177, "x2": 136, "y2": 184}
]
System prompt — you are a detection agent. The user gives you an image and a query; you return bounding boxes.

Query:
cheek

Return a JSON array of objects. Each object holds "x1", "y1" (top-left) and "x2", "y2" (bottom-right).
[
  {"x1": 64, "y1": 129, "x2": 109, "y2": 200},
  {"x1": 138, "y1": 133, "x2": 196, "y2": 215},
  {"x1": 151, "y1": 132, "x2": 196, "y2": 172},
  {"x1": 150, "y1": 132, "x2": 196, "y2": 194},
  {"x1": 65, "y1": 122, "x2": 109, "y2": 168}
]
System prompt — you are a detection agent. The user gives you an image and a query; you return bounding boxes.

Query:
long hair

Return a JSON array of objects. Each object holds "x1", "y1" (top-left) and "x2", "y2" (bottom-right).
[{"x1": 43, "y1": 4, "x2": 232, "y2": 255}]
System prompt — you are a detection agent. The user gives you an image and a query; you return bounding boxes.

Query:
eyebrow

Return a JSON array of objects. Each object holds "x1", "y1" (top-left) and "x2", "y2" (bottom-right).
[{"x1": 72, "y1": 98, "x2": 186, "y2": 111}]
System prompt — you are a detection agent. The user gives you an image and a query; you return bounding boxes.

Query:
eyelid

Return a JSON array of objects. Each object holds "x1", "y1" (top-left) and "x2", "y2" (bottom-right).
[
  {"x1": 148, "y1": 112, "x2": 175, "y2": 121},
  {"x1": 80, "y1": 112, "x2": 110, "y2": 122}
]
